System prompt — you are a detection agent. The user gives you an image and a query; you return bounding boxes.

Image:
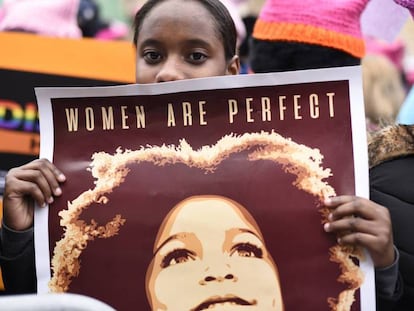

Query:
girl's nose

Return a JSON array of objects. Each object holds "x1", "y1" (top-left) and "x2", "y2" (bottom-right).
[{"x1": 155, "y1": 57, "x2": 184, "y2": 82}]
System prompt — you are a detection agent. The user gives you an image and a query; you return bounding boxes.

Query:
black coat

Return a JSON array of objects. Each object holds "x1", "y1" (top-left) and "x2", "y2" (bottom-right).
[
  {"x1": 0, "y1": 228, "x2": 36, "y2": 294},
  {"x1": 369, "y1": 125, "x2": 414, "y2": 311}
]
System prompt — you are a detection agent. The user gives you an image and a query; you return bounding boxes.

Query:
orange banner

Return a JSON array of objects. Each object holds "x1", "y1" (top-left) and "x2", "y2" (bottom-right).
[
  {"x1": 0, "y1": 129, "x2": 40, "y2": 156},
  {"x1": 0, "y1": 32, "x2": 136, "y2": 83}
]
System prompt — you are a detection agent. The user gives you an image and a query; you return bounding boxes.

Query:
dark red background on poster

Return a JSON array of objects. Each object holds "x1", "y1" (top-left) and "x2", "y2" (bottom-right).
[{"x1": 48, "y1": 80, "x2": 358, "y2": 310}]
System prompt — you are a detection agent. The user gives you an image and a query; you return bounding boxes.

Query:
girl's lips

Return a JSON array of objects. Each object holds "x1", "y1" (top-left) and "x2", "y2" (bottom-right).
[{"x1": 192, "y1": 295, "x2": 257, "y2": 311}]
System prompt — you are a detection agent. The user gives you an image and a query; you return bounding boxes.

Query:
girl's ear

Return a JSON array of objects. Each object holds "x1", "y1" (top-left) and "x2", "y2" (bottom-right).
[{"x1": 226, "y1": 55, "x2": 240, "y2": 75}]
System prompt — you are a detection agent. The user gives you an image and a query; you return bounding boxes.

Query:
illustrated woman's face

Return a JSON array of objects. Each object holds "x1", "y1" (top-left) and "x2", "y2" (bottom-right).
[
  {"x1": 135, "y1": 0, "x2": 239, "y2": 84},
  {"x1": 146, "y1": 195, "x2": 284, "y2": 311}
]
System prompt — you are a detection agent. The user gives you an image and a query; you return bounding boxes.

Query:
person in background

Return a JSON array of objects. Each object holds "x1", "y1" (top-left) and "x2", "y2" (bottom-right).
[
  {"x1": 369, "y1": 124, "x2": 414, "y2": 311},
  {"x1": 77, "y1": 0, "x2": 129, "y2": 40},
  {"x1": 249, "y1": 0, "x2": 369, "y2": 73},
  {"x1": 219, "y1": 0, "x2": 247, "y2": 51},
  {"x1": 0, "y1": 0, "x2": 82, "y2": 38},
  {"x1": 368, "y1": 1, "x2": 414, "y2": 309},
  {"x1": 391, "y1": 3, "x2": 414, "y2": 126},
  {"x1": 248, "y1": 0, "x2": 402, "y2": 309},
  {"x1": 362, "y1": 54, "x2": 406, "y2": 133},
  {"x1": 0, "y1": 0, "x2": 128, "y2": 41},
  {"x1": 227, "y1": 0, "x2": 265, "y2": 73},
  {"x1": 363, "y1": 35, "x2": 410, "y2": 130}
]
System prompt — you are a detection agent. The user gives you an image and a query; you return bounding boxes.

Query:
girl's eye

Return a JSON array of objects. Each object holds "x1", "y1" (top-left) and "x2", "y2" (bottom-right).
[
  {"x1": 188, "y1": 52, "x2": 207, "y2": 63},
  {"x1": 161, "y1": 249, "x2": 196, "y2": 268},
  {"x1": 143, "y1": 51, "x2": 162, "y2": 64},
  {"x1": 230, "y1": 243, "x2": 263, "y2": 258}
]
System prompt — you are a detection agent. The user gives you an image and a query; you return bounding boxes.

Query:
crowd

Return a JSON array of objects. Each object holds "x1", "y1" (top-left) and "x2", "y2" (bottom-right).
[{"x1": 0, "y1": 0, "x2": 413, "y2": 310}]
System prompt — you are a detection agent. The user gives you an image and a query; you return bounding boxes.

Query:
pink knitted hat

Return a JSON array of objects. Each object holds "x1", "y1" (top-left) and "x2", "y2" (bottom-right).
[
  {"x1": 252, "y1": 0, "x2": 370, "y2": 58},
  {"x1": 365, "y1": 37, "x2": 405, "y2": 70},
  {"x1": 0, "y1": 0, "x2": 82, "y2": 38},
  {"x1": 394, "y1": 0, "x2": 414, "y2": 16}
]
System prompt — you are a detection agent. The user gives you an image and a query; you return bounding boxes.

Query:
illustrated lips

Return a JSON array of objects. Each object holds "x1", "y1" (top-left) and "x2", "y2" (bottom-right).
[{"x1": 192, "y1": 295, "x2": 257, "y2": 311}]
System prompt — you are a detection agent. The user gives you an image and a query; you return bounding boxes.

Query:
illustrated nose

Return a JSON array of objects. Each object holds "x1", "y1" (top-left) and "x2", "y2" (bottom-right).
[
  {"x1": 155, "y1": 58, "x2": 184, "y2": 83},
  {"x1": 199, "y1": 273, "x2": 237, "y2": 285}
]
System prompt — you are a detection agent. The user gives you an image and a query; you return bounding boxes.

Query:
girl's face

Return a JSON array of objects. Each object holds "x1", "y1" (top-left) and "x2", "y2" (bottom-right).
[
  {"x1": 146, "y1": 196, "x2": 284, "y2": 311},
  {"x1": 135, "y1": 0, "x2": 239, "y2": 84}
]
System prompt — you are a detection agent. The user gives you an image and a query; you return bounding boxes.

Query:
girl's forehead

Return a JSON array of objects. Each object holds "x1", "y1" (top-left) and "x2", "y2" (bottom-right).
[
  {"x1": 143, "y1": 0, "x2": 215, "y2": 29},
  {"x1": 137, "y1": 1, "x2": 220, "y2": 46}
]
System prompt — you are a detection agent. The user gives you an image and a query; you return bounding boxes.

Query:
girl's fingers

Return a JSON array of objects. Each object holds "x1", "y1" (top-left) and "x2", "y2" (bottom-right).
[
  {"x1": 3, "y1": 159, "x2": 65, "y2": 231},
  {"x1": 325, "y1": 196, "x2": 384, "y2": 221},
  {"x1": 7, "y1": 168, "x2": 53, "y2": 206},
  {"x1": 324, "y1": 195, "x2": 354, "y2": 207},
  {"x1": 6, "y1": 159, "x2": 65, "y2": 205},
  {"x1": 335, "y1": 230, "x2": 394, "y2": 267},
  {"x1": 324, "y1": 217, "x2": 374, "y2": 235},
  {"x1": 23, "y1": 159, "x2": 66, "y2": 196},
  {"x1": 337, "y1": 231, "x2": 376, "y2": 247},
  {"x1": 324, "y1": 195, "x2": 394, "y2": 268}
]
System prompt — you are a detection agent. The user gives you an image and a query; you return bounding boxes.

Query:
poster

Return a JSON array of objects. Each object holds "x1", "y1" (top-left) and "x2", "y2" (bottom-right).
[{"x1": 35, "y1": 66, "x2": 374, "y2": 310}]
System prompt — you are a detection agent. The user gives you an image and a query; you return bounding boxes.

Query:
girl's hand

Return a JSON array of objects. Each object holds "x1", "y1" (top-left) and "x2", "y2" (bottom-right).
[
  {"x1": 3, "y1": 159, "x2": 66, "y2": 231},
  {"x1": 323, "y1": 195, "x2": 394, "y2": 268}
]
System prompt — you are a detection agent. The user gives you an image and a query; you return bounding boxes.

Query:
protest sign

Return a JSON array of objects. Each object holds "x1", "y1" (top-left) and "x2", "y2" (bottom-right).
[{"x1": 36, "y1": 66, "x2": 373, "y2": 310}]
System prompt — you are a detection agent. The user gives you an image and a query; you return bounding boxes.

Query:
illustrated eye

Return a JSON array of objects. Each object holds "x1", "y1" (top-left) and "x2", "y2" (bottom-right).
[
  {"x1": 231, "y1": 243, "x2": 263, "y2": 258},
  {"x1": 161, "y1": 249, "x2": 196, "y2": 268},
  {"x1": 188, "y1": 52, "x2": 207, "y2": 63},
  {"x1": 143, "y1": 51, "x2": 162, "y2": 64}
]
